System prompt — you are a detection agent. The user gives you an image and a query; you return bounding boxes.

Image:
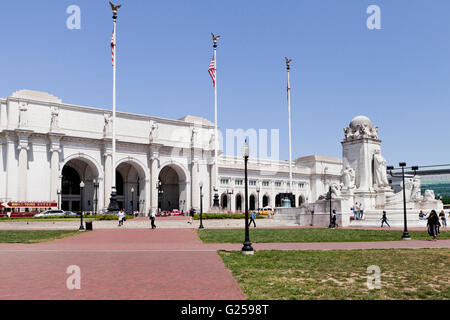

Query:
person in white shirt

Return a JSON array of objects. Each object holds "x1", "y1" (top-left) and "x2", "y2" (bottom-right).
[
  {"x1": 150, "y1": 211, "x2": 156, "y2": 229},
  {"x1": 359, "y1": 203, "x2": 364, "y2": 220},
  {"x1": 118, "y1": 210, "x2": 125, "y2": 227}
]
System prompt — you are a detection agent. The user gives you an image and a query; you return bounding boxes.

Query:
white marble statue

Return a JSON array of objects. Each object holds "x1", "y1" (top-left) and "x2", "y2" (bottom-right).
[
  {"x1": 18, "y1": 102, "x2": 28, "y2": 127},
  {"x1": 149, "y1": 120, "x2": 159, "y2": 142},
  {"x1": 373, "y1": 150, "x2": 389, "y2": 188},
  {"x1": 342, "y1": 165, "x2": 356, "y2": 189},
  {"x1": 103, "y1": 113, "x2": 112, "y2": 136},
  {"x1": 424, "y1": 190, "x2": 436, "y2": 202},
  {"x1": 191, "y1": 127, "x2": 199, "y2": 147},
  {"x1": 330, "y1": 184, "x2": 341, "y2": 197},
  {"x1": 410, "y1": 178, "x2": 422, "y2": 201},
  {"x1": 50, "y1": 106, "x2": 59, "y2": 130}
]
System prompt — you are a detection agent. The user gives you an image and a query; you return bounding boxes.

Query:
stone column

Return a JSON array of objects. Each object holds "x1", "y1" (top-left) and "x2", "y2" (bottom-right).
[
  {"x1": 150, "y1": 156, "x2": 159, "y2": 213},
  {"x1": 48, "y1": 134, "x2": 64, "y2": 202},
  {"x1": 49, "y1": 148, "x2": 61, "y2": 202},
  {"x1": 104, "y1": 151, "x2": 112, "y2": 209},
  {"x1": 210, "y1": 162, "x2": 217, "y2": 207},
  {"x1": 191, "y1": 160, "x2": 199, "y2": 211},
  {"x1": 17, "y1": 141, "x2": 29, "y2": 201}
]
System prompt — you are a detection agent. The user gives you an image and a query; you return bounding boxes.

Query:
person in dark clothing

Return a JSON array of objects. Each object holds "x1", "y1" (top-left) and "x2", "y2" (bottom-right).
[
  {"x1": 250, "y1": 211, "x2": 256, "y2": 228},
  {"x1": 331, "y1": 209, "x2": 338, "y2": 228},
  {"x1": 380, "y1": 211, "x2": 390, "y2": 228},
  {"x1": 427, "y1": 210, "x2": 441, "y2": 241},
  {"x1": 188, "y1": 208, "x2": 195, "y2": 224},
  {"x1": 149, "y1": 211, "x2": 156, "y2": 229},
  {"x1": 439, "y1": 210, "x2": 447, "y2": 228}
]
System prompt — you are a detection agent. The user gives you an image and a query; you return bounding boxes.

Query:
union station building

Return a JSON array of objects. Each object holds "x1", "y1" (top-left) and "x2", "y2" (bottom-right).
[{"x1": 0, "y1": 90, "x2": 342, "y2": 215}]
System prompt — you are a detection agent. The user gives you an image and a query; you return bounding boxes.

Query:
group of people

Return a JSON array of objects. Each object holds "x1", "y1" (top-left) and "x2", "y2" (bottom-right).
[
  {"x1": 351, "y1": 203, "x2": 364, "y2": 220},
  {"x1": 419, "y1": 210, "x2": 448, "y2": 228},
  {"x1": 380, "y1": 209, "x2": 447, "y2": 241}
]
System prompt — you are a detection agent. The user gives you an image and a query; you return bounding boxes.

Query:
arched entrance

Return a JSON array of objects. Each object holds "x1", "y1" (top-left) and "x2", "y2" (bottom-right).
[
  {"x1": 235, "y1": 194, "x2": 242, "y2": 212},
  {"x1": 249, "y1": 195, "x2": 256, "y2": 211},
  {"x1": 262, "y1": 195, "x2": 269, "y2": 208},
  {"x1": 61, "y1": 158, "x2": 100, "y2": 212},
  {"x1": 158, "y1": 164, "x2": 188, "y2": 212},
  {"x1": 298, "y1": 194, "x2": 306, "y2": 207},
  {"x1": 115, "y1": 161, "x2": 146, "y2": 212},
  {"x1": 221, "y1": 193, "x2": 228, "y2": 210},
  {"x1": 275, "y1": 194, "x2": 282, "y2": 207}
]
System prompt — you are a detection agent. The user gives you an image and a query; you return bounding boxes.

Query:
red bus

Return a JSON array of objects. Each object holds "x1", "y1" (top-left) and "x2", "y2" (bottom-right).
[{"x1": 0, "y1": 202, "x2": 58, "y2": 218}]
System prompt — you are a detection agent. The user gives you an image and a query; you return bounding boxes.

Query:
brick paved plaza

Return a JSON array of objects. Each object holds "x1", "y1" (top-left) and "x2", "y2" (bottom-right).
[{"x1": 0, "y1": 220, "x2": 449, "y2": 300}]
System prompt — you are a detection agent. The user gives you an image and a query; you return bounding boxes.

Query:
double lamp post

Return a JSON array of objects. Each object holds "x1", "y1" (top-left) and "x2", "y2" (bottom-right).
[{"x1": 387, "y1": 163, "x2": 419, "y2": 240}]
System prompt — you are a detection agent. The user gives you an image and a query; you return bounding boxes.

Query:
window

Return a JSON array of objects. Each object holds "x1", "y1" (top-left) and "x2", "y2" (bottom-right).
[
  {"x1": 220, "y1": 178, "x2": 230, "y2": 185},
  {"x1": 262, "y1": 181, "x2": 270, "y2": 187},
  {"x1": 235, "y1": 179, "x2": 243, "y2": 186},
  {"x1": 249, "y1": 180, "x2": 257, "y2": 186},
  {"x1": 298, "y1": 183, "x2": 305, "y2": 189},
  {"x1": 275, "y1": 181, "x2": 282, "y2": 188}
]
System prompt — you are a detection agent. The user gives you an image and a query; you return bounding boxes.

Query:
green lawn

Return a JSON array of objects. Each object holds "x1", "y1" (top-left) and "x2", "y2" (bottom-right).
[
  {"x1": 0, "y1": 230, "x2": 82, "y2": 243},
  {"x1": 219, "y1": 249, "x2": 450, "y2": 300},
  {"x1": 198, "y1": 228, "x2": 450, "y2": 243}
]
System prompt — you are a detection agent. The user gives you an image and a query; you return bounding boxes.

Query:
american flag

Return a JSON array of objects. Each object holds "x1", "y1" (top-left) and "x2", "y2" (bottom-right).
[
  {"x1": 111, "y1": 32, "x2": 115, "y2": 66},
  {"x1": 208, "y1": 59, "x2": 216, "y2": 87}
]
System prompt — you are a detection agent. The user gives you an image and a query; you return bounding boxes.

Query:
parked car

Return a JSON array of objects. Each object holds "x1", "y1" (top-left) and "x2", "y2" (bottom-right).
[
  {"x1": 161, "y1": 211, "x2": 171, "y2": 217},
  {"x1": 65, "y1": 211, "x2": 78, "y2": 216},
  {"x1": 172, "y1": 209, "x2": 182, "y2": 216},
  {"x1": 260, "y1": 207, "x2": 274, "y2": 216},
  {"x1": 34, "y1": 210, "x2": 65, "y2": 218}
]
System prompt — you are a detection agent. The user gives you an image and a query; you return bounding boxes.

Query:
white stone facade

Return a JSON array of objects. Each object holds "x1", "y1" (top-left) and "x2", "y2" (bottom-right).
[{"x1": 0, "y1": 90, "x2": 342, "y2": 215}]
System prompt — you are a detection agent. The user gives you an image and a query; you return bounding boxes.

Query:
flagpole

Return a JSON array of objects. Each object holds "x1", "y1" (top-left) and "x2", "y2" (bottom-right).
[
  {"x1": 212, "y1": 34, "x2": 220, "y2": 208},
  {"x1": 108, "y1": 2, "x2": 121, "y2": 213},
  {"x1": 287, "y1": 58, "x2": 293, "y2": 193},
  {"x1": 282, "y1": 57, "x2": 293, "y2": 208}
]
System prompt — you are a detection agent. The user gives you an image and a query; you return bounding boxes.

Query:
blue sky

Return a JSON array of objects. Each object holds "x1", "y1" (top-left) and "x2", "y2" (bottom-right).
[{"x1": 0, "y1": 0, "x2": 449, "y2": 167}]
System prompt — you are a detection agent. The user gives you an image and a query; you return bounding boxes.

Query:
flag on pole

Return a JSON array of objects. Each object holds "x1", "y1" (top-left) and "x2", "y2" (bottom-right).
[
  {"x1": 111, "y1": 32, "x2": 115, "y2": 66},
  {"x1": 208, "y1": 59, "x2": 216, "y2": 87}
]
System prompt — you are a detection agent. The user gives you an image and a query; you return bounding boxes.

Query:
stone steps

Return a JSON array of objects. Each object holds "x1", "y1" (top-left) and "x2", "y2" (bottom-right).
[{"x1": 348, "y1": 210, "x2": 432, "y2": 228}]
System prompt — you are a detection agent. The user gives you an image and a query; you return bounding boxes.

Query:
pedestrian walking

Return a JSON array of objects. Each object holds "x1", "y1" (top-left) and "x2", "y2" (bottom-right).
[
  {"x1": 380, "y1": 211, "x2": 390, "y2": 228},
  {"x1": 359, "y1": 203, "x2": 364, "y2": 220},
  {"x1": 439, "y1": 210, "x2": 446, "y2": 228},
  {"x1": 118, "y1": 209, "x2": 125, "y2": 227},
  {"x1": 250, "y1": 211, "x2": 257, "y2": 228},
  {"x1": 149, "y1": 211, "x2": 156, "y2": 229},
  {"x1": 188, "y1": 207, "x2": 195, "y2": 224},
  {"x1": 351, "y1": 203, "x2": 358, "y2": 220},
  {"x1": 331, "y1": 209, "x2": 338, "y2": 228},
  {"x1": 427, "y1": 210, "x2": 441, "y2": 241}
]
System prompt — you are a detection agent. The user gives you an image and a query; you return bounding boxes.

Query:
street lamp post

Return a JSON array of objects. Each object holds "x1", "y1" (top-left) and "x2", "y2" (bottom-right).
[
  {"x1": 227, "y1": 189, "x2": 233, "y2": 212},
  {"x1": 79, "y1": 181, "x2": 85, "y2": 231},
  {"x1": 199, "y1": 182, "x2": 204, "y2": 230},
  {"x1": 157, "y1": 180, "x2": 163, "y2": 213},
  {"x1": 256, "y1": 185, "x2": 261, "y2": 214},
  {"x1": 387, "y1": 163, "x2": 419, "y2": 240},
  {"x1": 241, "y1": 140, "x2": 254, "y2": 255},
  {"x1": 57, "y1": 189, "x2": 61, "y2": 210},
  {"x1": 131, "y1": 187, "x2": 135, "y2": 213},
  {"x1": 327, "y1": 186, "x2": 334, "y2": 228}
]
